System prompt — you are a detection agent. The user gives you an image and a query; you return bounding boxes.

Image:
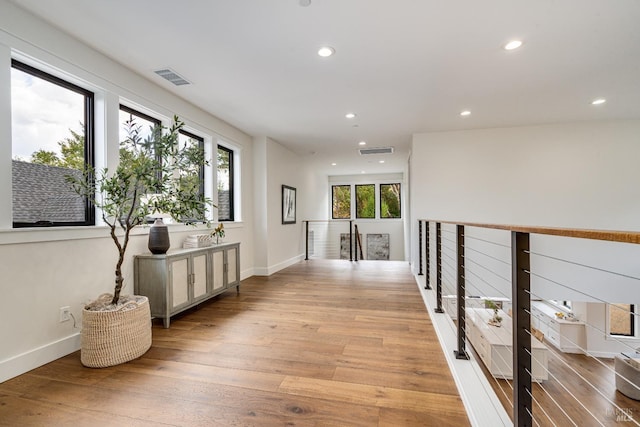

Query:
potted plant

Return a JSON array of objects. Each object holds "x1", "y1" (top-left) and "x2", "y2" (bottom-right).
[
  {"x1": 68, "y1": 115, "x2": 212, "y2": 367},
  {"x1": 486, "y1": 300, "x2": 503, "y2": 327}
]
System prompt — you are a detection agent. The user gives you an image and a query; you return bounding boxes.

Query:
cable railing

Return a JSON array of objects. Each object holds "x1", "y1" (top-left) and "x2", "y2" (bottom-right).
[
  {"x1": 417, "y1": 219, "x2": 640, "y2": 426},
  {"x1": 303, "y1": 220, "x2": 364, "y2": 261}
]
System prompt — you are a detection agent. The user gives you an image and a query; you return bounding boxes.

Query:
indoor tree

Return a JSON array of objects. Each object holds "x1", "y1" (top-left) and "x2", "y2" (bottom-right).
[{"x1": 68, "y1": 115, "x2": 212, "y2": 307}]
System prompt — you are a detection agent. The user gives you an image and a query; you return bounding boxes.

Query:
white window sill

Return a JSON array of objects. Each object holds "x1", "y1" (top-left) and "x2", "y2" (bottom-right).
[{"x1": 0, "y1": 221, "x2": 244, "y2": 245}]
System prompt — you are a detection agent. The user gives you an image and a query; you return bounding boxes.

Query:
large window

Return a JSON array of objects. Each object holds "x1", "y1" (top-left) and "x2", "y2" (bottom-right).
[
  {"x1": 119, "y1": 105, "x2": 160, "y2": 143},
  {"x1": 610, "y1": 303, "x2": 635, "y2": 337},
  {"x1": 380, "y1": 183, "x2": 401, "y2": 218},
  {"x1": 11, "y1": 60, "x2": 94, "y2": 227},
  {"x1": 332, "y1": 185, "x2": 351, "y2": 219},
  {"x1": 178, "y1": 130, "x2": 205, "y2": 222},
  {"x1": 355, "y1": 184, "x2": 375, "y2": 218},
  {"x1": 332, "y1": 183, "x2": 402, "y2": 219},
  {"x1": 217, "y1": 145, "x2": 234, "y2": 221}
]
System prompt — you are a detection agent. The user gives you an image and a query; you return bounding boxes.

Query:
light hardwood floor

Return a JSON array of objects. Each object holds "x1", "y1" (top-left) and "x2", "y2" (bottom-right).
[
  {"x1": 0, "y1": 259, "x2": 469, "y2": 426},
  {"x1": 474, "y1": 329, "x2": 640, "y2": 426}
]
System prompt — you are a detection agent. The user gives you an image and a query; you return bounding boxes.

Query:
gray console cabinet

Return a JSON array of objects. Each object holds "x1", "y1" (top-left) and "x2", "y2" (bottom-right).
[{"x1": 134, "y1": 242, "x2": 240, "y2": 328}]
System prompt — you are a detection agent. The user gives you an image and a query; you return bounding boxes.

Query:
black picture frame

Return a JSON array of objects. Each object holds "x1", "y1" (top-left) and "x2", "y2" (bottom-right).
[{"x1": 282, "y1": 185, "x2": 296, "y2": 224}]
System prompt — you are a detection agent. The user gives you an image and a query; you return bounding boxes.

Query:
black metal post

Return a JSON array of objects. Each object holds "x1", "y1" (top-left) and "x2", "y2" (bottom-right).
[
  {"x1": 454, "y1": 225, "x2": 469, "y2": 360},
  {"x1": 512, "y1": 232, "x2": 532, "y2": 427},
  {"x1": 354, "y1": 224, "x2": 359, "y2": 262},
  {"x1": 305, "y1": 221, "x2": 309, "y2": 260},
  {"x1": 349, "y1": 220, "x2": 353, "y2": 262},
  {"x1": 425, "y1": 221, "x2": 431, "y2": 289},
  {"x1": 435, "y1": 223, "x2": 444, "y2": 313},
  {"x1": 418, "y1": 220, "x2": 424, "y2": 276}
]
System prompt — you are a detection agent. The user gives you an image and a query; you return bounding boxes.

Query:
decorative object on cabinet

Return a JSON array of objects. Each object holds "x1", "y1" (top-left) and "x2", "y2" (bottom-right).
[
  {"x1": 135, "y1": 242, "x2": 240, "y2": 328},
  {"x1": 67, "y1": 115, "x2": 213, "y2": 367},
  {"x1": 211, "y1": 223, "x2": 225, "y2": 244},
  {"x1": 531, "y1": 301, "x2": 586, "y2": 354},
  {"x1": 282, "y1": 185, "x2": 296, "y2": 224},
  {"x1": 486, "y1": 299, "x2": 503, "y2": 327}
]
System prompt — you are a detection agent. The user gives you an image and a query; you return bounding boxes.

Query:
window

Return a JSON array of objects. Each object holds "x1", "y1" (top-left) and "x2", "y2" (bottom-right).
[
  {"x1": 380, "y1": 183, "x2": 401, "y2": 218},
  {"x1": 11, "y1": 60, "x2": 95, "y2": 227},
  {"x1": 355, "y1": 184, "x2": 375, "y2": 218},
  {"x1": 119, "y1": 105, "x2": 161, "y2": 186},
  {"x1": 119, "y1": 105, "x2": 161, "y2": 144},
  {"x1": 217, "y1": 145, "x2": 234, "y2": 221},
  {"x1": 610, "y1": 303, "x2": 635, "y2": 336},
  {"x1": 332, "y1": 185, "x2": 351, "y2": 219},
  {"x1": 178, "y1": 130, "x2": 205, "y2": 222}
]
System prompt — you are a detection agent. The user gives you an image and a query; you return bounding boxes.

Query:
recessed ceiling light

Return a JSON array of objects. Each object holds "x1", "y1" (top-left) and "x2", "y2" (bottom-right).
[
  {"x1": 379, "y1": 160, "x2": 385, "y2": 164},
  {"x1": 460, "y1": 110, "x2": 471, "y2": 117},
  {"x1": 359, "y1": 141, "x2": 366, "y2": 146},
  {"x1": 318, "y1": 46, "x2": 335, "y2": 57},
  {"x1": 331, "y1": 162, "x2": 337, "y2": 166},
  {"x1": 361, "y1": 171, "x2": 366, "y2": 174},
  {"x1": 345, "y1": 112, "x2": 356, "y2": 119},
  {"x1": 591, "y1": 98, "x2": 606, "y2": 105},
  {"x1": 504, "y1": 40, "x2": 523, "y2": 50}
]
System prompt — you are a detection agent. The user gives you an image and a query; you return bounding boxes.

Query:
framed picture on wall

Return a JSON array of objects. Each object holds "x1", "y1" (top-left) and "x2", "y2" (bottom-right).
[{"x1": 282, "y1": 185, "x2": 297, "y2": 224}]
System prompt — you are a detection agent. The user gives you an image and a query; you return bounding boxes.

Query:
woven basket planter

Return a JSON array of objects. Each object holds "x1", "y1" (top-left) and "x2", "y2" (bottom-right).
[{"x1": 81, "y1": 294, "x2": 152, "y2": 368}]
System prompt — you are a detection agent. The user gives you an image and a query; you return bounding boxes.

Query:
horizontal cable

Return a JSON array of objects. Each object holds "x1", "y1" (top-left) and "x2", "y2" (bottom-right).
[
  {"x1": 464, "y1": 245, "x2": 511, "y2": 266},
  {"x1": 526, "y1": 250, "x2": 640, "y2": 282},
  {"x1": 464, "y1": 234, "x2": 511, "y2": 249},
  {"x1": 526, "y1": 272, "x2": 640, "y2": 319},
  {"x1": 465, "y1": 256, "x2": 511, "y2": 283},
  {"x1": 463, "y1": 268, "x2": 511, "y2": 300},
  {"x1": 524, "y1": 364, "x2": 577, "y2": 427}
]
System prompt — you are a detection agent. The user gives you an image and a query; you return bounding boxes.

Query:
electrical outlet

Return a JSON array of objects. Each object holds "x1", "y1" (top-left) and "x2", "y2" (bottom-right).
[{"x1": 59, "y1": 306, "x2": 71, "y2": 323}]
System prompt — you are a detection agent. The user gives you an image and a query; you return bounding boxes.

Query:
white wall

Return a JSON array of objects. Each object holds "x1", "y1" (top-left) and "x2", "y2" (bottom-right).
[
  {"x1": 0, "y1": 1, "x2": 256, "y2": 382},
  {"x1": 252, "y1": 137, "x2": 307, "y2": 275},
  {"x1": 411, "y1": 120, "x2": 640, "y2": 355},
  {"x1": 327, "y1": 173, "x2": 406, "y2": 261}
]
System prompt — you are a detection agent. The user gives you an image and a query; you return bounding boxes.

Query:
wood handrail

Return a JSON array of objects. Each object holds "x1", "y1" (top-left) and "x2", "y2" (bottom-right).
[{"x1": 420, "y1": 220, "x2": 640, "y2": 244}]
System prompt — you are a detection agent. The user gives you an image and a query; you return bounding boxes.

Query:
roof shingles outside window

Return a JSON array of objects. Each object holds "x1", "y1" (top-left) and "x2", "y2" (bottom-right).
[{"x1": 12, "y1": 160, "x2": 85, "y2": 223}]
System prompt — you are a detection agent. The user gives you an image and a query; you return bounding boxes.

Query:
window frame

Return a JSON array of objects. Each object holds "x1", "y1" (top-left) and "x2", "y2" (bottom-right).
[
  {"x1": 331, "y1": 184, "x2": 351, "y2": 219},
  {"x1": 217, "y1": 144, "x2": 235, "y2": 222},
  {"x1": 379, "y1": 182, "x2": 402, "y2": 219},
  {"x1": 609, "y1": 303, "x2": 636, "y2": 337},
  {"x1": 178, "y1": 129, "x2": 206, "y2": 223},
  {"x1": 355, "y1": 184, "x2": 375, "y2": 219},
  {"x1": 11, "y1": 59, "x2": 95, "y2": 228}
]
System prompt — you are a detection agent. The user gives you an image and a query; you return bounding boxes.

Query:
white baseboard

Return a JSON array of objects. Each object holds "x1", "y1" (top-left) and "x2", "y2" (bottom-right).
[
  {"x1": 414, "y1": 274, "x2": 512, "y2": 427},
  {"x1": 0, "y1": 333, "x2": 80, "y2": 383},
  {"x1": 253, "y1": 254, "x2": 304, "y2": 276}
]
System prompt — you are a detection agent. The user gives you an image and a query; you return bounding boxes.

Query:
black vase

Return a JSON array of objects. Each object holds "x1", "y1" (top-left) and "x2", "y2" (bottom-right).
[{"x1": 148, "y1": 218, "x2": 170, "y2": 254}]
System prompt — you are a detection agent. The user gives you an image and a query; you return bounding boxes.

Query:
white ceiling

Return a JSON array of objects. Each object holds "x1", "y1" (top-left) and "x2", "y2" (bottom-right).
[{"x1": 10, "y1": 0, "x2": 640, "y2": 176}]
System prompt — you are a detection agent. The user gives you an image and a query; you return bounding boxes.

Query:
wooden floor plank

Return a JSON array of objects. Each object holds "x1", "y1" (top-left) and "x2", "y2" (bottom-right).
[{"x1": 0, "y1": 259, "x2": 469, "y2": 426}]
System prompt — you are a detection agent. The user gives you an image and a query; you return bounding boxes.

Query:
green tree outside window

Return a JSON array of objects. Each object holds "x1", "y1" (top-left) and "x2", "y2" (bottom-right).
[
  {"x1": 332, "y1": 185, "x2": 351, "y2": 219},
  {"x1": 356, "y1": 184, "x2": 375, "y2": 218},
  {"x1": 380, "y1": 183, "x2": 401, "y2": 218}
]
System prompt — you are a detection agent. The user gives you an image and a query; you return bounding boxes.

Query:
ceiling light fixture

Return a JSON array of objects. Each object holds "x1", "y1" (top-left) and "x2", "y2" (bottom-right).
[
  {"x1": 331, "y1": 162, "x2": 337, "y2": 166},
  {"x1": 504, "y1": 40, "x2": 523, "y2": 50},
  {"x1": 591, "y1": 98, "x2": 606, "y2": 105},
  {"x1": 359, "y1": 141, "x2": 366, "y2": 146},
  {"x1": 460, "y1": 110, "x2": 471, "y2": 117},
  {"x1": 379, "y1": 160, "x2": 385, "y2": 164},
  {"x1": 345, "y1": 112, "x2": 356, "y2": 119},
  {"x1": 361, "y1": 171, "x2": 366, "y2": 174},
  {"x1": 318, "y1": 46, "x2": 335, "y2": 57}
]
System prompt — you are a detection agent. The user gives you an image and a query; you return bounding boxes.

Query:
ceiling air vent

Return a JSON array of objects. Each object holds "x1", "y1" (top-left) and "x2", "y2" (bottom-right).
[
  {"x1": 154, "y1": 68, "x2": 191, "y2": 86},
  {"x1": 359, "y1": 147, "x2": 394, "y2": 155}
]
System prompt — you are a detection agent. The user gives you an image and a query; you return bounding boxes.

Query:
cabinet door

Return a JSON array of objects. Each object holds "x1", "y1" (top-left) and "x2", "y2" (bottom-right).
[
  {"x1": 227, "y1": 247, "x2": 238, "y2": 285},
  {"x1": 212, "y1": 250, "x2": 224, "y2": 291},
  {"x1": 192, "y1": 252, "x2": 208, "y2": 300},
  {"x1": 170, "y1": 257, "x2": 189, "y2": 308}
]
